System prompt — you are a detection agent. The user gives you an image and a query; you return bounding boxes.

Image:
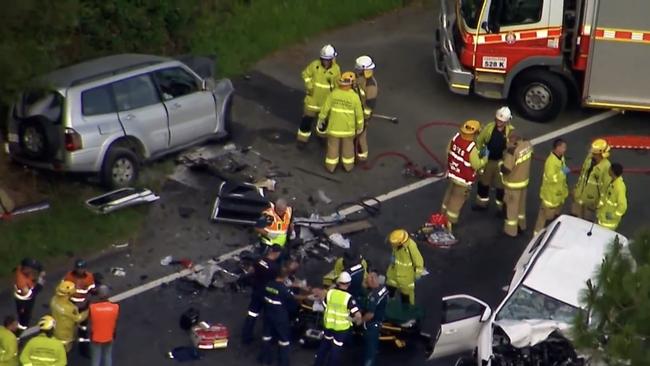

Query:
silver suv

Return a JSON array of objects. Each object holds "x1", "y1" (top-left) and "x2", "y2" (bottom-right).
[{"x1": 5, "y1": 54, "x2": 234, "y2": 188}]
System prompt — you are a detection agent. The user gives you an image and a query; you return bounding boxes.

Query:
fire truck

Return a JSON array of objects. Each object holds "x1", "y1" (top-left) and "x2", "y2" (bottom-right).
[{"x1": 434, "y1": 0, "x2": 650, "y2": 122}]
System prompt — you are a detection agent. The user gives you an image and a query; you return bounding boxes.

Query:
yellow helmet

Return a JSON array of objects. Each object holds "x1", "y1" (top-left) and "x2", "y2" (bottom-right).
[
  {"x1": 460, "y1": 120, "x2": 481, "y2": 135},
  {"x1": 56, "y1": 280, "x2": 76, "y2": 296},
  {"x1": 38, "y1": 315, "x2": 56, "y2": 331},
  {"x1": 338, "y1": 71, "x2": 356, "y2": 86},
  {"x1": 591, "y1": 138, "x2": 611, "y2": 158},
  {"x1": 389, "y1": 229, "x2": 409, "y2": 246}
]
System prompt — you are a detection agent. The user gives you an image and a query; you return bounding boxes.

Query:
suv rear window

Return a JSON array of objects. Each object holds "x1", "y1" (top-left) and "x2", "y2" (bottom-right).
[
  {"x1": 82, "y1": 85, "x2": 116, "y2": 116},
  {"x1": 14, "y1": 90, "x2": 63, "y2": 124}
]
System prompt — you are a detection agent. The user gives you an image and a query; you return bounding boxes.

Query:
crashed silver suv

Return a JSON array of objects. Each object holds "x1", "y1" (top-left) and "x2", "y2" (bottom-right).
[{"x1": 6, "y1": 54, "x2": 234, "y2": 188}]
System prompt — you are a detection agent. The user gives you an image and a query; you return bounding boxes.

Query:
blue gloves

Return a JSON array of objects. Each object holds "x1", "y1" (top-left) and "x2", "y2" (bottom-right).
[
  {"x1": 480, "y1": 147, "x2": 490, "y2": 159},
  {"x1": 605, "y1": 212, "x2": 613, "y2": 220},
  {"x1": 562, "y1": 166, "x2": 570, "y2": 175}
]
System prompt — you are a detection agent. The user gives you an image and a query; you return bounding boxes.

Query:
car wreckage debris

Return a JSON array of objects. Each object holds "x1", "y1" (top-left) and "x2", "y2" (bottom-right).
[
  {"x1": 86, "y1": 188, "x2": 159, "y2": 214},
  {"x1": 210, "y1": 181, "x2": 269, "y2": 225}
]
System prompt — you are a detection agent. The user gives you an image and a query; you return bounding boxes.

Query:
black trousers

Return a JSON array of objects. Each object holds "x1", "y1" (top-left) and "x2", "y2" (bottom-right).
[{"x1": 16, "y1": 297, "x2": 35, "y2": 329}]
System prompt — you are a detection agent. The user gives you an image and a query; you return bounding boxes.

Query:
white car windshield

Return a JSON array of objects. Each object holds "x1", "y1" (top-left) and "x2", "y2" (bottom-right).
[{"x1": 496, "y1": 285, "x2": 580, "y2": 324}]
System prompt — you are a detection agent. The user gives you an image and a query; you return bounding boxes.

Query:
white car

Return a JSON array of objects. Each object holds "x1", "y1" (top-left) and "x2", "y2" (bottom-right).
[{"x1": 427, "y1": 215, "x2": 627, "y2": 366}]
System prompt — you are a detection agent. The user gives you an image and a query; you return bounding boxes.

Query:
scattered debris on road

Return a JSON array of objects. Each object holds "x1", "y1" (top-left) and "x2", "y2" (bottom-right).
[
  {"x1": 327, "y1": 233, "x2": 351, "y2": 249},
  {"x1": 86, "y1": 188, "x2": 159, "y2": 214},
  {"x1": 110, "y1": 267, "x2": 126, "y2": 277},
  {"x1": 316, "y1": 189, "x2": 332, "y2": 204},
  {"x1": 210, "y1": 181, "x2": 269, "y2": 225},
  {"x1": 112, "y1": 242, "x2": 129, "y2": 249},
  {"x1": 191, "y1": 321, "x2": 229, "y2": 349},
  {"x1": 322, "y1": 220, "x2": 372, "y2": 236}
]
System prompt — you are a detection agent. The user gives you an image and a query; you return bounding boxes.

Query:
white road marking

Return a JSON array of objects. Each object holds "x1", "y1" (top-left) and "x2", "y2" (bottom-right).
[{"x1": 19, "y1": 110, "x2": 617, "y2": 339}]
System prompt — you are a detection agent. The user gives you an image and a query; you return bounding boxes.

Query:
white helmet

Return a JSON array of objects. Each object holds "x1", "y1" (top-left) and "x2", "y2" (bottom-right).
[
  {"x1": 495, "y1": 106, "x2": 512, "y2": 122},
  {"x1": 320, "y1": 44, "x2": 337, "y2": 60},
  {"x1": 337, "y1": 271, "x2": 352, "y2": 284},
  {"x1": 354, "y1": 55, "x2": 375, "y2": 71}
]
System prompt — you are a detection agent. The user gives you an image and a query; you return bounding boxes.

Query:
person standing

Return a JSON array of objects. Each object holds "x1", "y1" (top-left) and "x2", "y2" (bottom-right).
[
  {"x1": 534, "y1": 139, "x2": 569, "y2": 235},
  {"x1": 241, "y1": 245, "x2": 282, "y2": 345},
  {"x1": 313, "y1": 272, "x2": 362, "y2": 366},
  {"x1": 297, "y1": 44, "x2": 341, "y2": 147},
  {"x1": 597, "y1": 163, "x2": 627, "y2": 230},
  {"x1": 50, "y1": 281, "x2": 88, "y2": 352},
  {"x1": 63, "y1": 259, "x2": 95, "y2": 354},
  {"x1": 255, "y1": 199, "x2": 293, "y2": 256},
  {"x1": 0, "y1": 316, "x2": 18, "y2": 366},
  {"x1": 571, "y1": 139, "x2": 611, "y2": 221},
  {"x1": 474, "y1": 106, "x2": 514, "y2": 211},
  {"x1": 258, "y1": 269, "x2": 299, "y2": 366},
  {"x1": 441, "y1": 120, "x2": 487, "y2": 230},
  {"x1": 19, "y1": 315, "x2": 67, "y2": 366},
  {"x1": 353, "y1": 55, "x2": 378, "y2": 162},
  {"x1": 385, "y1": 229, "x2": 424, "y2": 305},
  {"x1": 361, "y1": 272, "x2": 388, "y2": 366},
  {"x1": 88, "y1": 285, "x2": 119, "y2": 366},
  {"x1": 13, "y1": 258, "x2": 45, "y2": 332},
  {"x1": 500, "y1": 136, "x2": 533, "y2": 237},
  {"x1": 324, "y1": 247, "x2": 368, "y2": 303},
  {"x1": 316, "y1": 72, "x2": 365, "y2": 173}
]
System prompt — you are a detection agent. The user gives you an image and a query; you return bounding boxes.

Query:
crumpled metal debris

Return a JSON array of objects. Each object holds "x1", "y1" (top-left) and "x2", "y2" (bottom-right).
[
  {"x1": 327, "y1": 233, "x2": 350, "y2": 249},
  {"x1": 317, "y1": 189, "x2": 332, "y2": 204}
]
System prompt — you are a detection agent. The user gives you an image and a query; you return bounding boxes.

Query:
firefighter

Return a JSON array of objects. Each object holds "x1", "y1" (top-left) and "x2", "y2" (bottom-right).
[
  {"x1": 385, "y1": 229, "x2": 424, "y2": 305},
  {"x1": 258, "y1": 268, "x2": 299, "y2": 366},
  {"x1": 474, "y1": 106, "x2": 514, "y2": 211},
  {"x1": 255, "y1": 198, "x2": 293, "y2": 256},
  {"x1": 19, "y1": 315, "x2": 67, "y2": 366},
  {"x1": 50, "y1": 281, "x2": 88, "y2": 352},
  {"x1": 571, "y1": 139, "x2": 612, "y2": 221},
  {"x1": 500, "y1": 135, "x2": 533, "y2": 237},
  {"x1": 316, "y1": 71, "x2": 365, "y2": 173},
  {"x1": 323, "y1": 247, "x2": 368, "y2": 303},
  {"x1": 597, "y1": 163, "x2": 627, "y2": 230},
  {"x1": 361, "y1": 272, "x2": 388, "y2": 366},
  {"x1": 441, "y1": 120, "x2": 487, "y2": 229},
  {"x1": 63, "y1": 258, "x2": 95, "y2": 354},
  {"x1": 534, "y1": 139, "x2": 569, "y2": 235},
  {"x1": 241, "y1": 244, "x2": 282, "y2": 345},
  {"x1": 13, "y1": 258, "x2": 45, "y2": 332},
  {"x1": 297, "y1": 44, "x2": 341, "y2": 147},
  {"x1": 0, "y1": 316, "x2": 18, "y2": 366},
  {"x1": 313, "y1": 272, "x2": 362, "y2": 366},
  {"x1": 353, "y1": 55, "x2": 378, "y2": 162}
]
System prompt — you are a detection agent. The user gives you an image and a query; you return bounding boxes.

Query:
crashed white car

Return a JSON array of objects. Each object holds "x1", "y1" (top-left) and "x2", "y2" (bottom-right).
[{"x1": 427, "y1": 215, "x2": 627, "y2": 365}]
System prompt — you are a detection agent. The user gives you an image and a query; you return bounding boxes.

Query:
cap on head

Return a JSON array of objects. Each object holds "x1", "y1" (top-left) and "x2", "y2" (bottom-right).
[
  {"x1": 56, "y1": 280, "x2": 76, "y2": 296},
  {"x1": 74, "y1": 259, "x2": 87, "y2": 269},
  {"x1": 389, "y1": 229, "x2": 409, "y2": 246},
  {"x1": 591, "y1": 138, "x2": 611, "y2": 158},
  {"x1": 338, "y1": 71, "x2": 356, "y2": 86},
  {"x1": 337, "y1": 271, "x2": 352, "y2": 284},
  {"x1": 460, "y1": 120, "x2": 481, "y2": 135},
  {"x1": 38, "y1": 315, "x2": 56, "y2": 331},
  {"x1": 495, "y1": 106, "x2": 512, "y2": 122},
  {"x1": 320, "y1": 44, "x2": 337, "y2": 60}
]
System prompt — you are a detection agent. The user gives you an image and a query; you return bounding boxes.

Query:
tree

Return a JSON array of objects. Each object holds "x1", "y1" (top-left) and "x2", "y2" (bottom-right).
[{"x1": 573, "y1": 230, "x2": 650, "y2": 365}]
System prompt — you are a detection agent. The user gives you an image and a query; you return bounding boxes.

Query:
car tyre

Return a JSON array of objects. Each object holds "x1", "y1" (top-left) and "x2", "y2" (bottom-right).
[
  {"x1": 101, "y1": 147, "x2": 139, "y2": 189},
  {"x1": 511, "y1": 69, "x2": 568, "y2": 123},
  {"x1": 18, "y1": 116, "x2": 55, "y2": 159}
]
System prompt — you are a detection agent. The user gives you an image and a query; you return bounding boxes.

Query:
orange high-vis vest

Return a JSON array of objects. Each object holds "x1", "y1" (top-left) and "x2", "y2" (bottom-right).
[
  {"x1": 261, "y1": 203, "x2": 292, "y2": 247},
  {"x1": 89, "y1": 301, "x2": 119, "y2": 343},
  {"x1": 14, "y1": 266, "x2": 36, "y2": 301},
  {"x1": 64, "y1": 271, "x2": 96, "y2": 303}
]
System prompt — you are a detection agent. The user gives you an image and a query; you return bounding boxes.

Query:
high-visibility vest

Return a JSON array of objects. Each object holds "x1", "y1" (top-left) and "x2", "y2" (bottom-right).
[
  {"x1": 14, "y1": 267, "x2": 35, "y2": 301},
  {"x1": 260, "y1": 203, "x2": 292, "y2": 247},
  {"x1": 447, "y1": 133, "x2": 478, "y2": 186},
  {"x1": 323, "y1": 289, "x2": 353, "y2": 331},
  {"x1": 89, "y1": 301, "x2": 119, "y2": 343},
  {"x1": 539, "y1": 153, "x2": 568, "y2": 208},
  {"x1": 19, "y1": 334, "x2": 66, "y2": 366},
  {"x1": 574, "y1": 156, "x2": 611, "y2": 208},
  {"x1": 63, "y1": 271, "x2": 96, "y2": 304},
  {"x1": 597, "y1": 177, "x2": 627, "y2": 230},
  {"x1": 318, "y1": 88, "x2": 364, "y2": 138},
  {"x1": 302, "y1": 60, "x2": 340, "y2": 113}
]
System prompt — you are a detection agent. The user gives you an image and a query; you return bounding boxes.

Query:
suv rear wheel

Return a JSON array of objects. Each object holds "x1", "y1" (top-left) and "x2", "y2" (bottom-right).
[
  {"x1": 18, "y1": 115, "x2": 59, "y2": 159},
  {"x1": 101, "y1": 147, "x2": 139, "y2": 189}
]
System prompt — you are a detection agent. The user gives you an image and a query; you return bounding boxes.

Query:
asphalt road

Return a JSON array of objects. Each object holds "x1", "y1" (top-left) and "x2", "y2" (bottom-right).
[{"x1": 3, "y1": 2, "x2": 649, "y2": 366}]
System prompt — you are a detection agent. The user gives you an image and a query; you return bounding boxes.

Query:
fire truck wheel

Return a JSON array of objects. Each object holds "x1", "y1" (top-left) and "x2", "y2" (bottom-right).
[{"x1": 511, "y1": 70, "x2": 568, "y2": 122}]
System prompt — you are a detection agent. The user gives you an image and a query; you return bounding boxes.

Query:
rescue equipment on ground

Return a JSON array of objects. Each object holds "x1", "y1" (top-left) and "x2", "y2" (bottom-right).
[{"x1": 191, "y1": 321, "x2": 229, "y2": 350}]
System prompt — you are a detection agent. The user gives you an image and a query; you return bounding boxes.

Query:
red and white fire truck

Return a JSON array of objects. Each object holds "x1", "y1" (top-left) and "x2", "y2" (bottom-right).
[{"x1": 434, "y1": 0, "x2": 650, "y2": 121}]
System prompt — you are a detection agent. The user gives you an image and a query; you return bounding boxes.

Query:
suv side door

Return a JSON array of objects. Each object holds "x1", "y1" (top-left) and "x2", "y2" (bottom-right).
[
  {"x1": 152, "y1": 67, "x2": 216, "y2": 147},
  {"x1": 111, "y1": 74, "x2": 169, "y2": 156}
]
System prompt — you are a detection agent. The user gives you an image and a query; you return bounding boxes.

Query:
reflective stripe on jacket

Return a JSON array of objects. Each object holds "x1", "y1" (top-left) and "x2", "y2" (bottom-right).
[
  {"x1": 597, "y1": 176, "x2": 627, "y2": 230},
  {"x1": 19, "y1": 334, "x2": 67, "y2": 366},
  {"x1": 354, "y1": 76, "x2": 378, "y2": 119},
  {"x1": 14, "y1": 267, "x2": 35, "y2": 301},
  {"x1": 323, "y1": 289, "x2": 353, "y2": 332},
  {"x1": 63, "y1": 272, "x2": 95, "y2": 304},
  {"x1": 476, "y1": 121, "x2": 514, "y2": 153},
  {"x1": 447, "y1": 133, "x2": 483, "y2": 186},
  {"x1": 386, "y1": 238, "x2": 424, "y2": 289},
  {"x1": 539, "y1": 153, "x2": 568, "y2": 208},
  {"x1": 302, "y1": 60, "x2": 341, "y2": 113},
  {"x1": 574, "y1": 156, "x2": 611, "y2": 209},
  {"x1": 260, "y1": 203, "x2": 292, "y2": 247},
  {"x1": 501, "y1": 140, "x2": 533, "y2": 189},
  {"x1": 0, "y1": 326, "x2": 18, "y2": 366},
  {"x1": 318, "y1": 88, "x2": 364, "y2": 138},
  {"x1": 89, "y1": 301, "x2": 119, "y2": 343},
  {"x1": 50, "y1": 295, "x2": 88, "y2": 345}
]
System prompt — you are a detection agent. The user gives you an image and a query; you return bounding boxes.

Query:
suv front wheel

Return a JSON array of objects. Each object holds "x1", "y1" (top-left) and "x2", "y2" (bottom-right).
[{"x1": 101, "y1": 147, "x2": 139, "y2": 189}]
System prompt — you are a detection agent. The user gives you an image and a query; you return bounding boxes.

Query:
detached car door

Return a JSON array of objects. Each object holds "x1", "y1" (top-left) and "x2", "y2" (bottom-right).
[
  {"x1": 112, "y1": 75, "x2": 169, "y2": 155},
  {"x1": 152, "y1": 67, "x2": 216, "y2": 147},
  {"x1": 428, "y1": 294, "x2": 492, "y2": 361}
]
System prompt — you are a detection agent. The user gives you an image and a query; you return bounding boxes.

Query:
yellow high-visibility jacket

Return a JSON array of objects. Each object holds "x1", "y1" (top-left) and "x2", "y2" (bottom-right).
[
  {"x1": 386, "y1": 238, "x2": 424, "y2": 289},
  {"x1": 539, "y1": 152, "x2": 568, "y2": 208},
  {"x1": 597, "y1": 176, "x2": 627, "y2": 230},
  {"x1": 302, "y1": 60, "x2": 341, "y2": 115},
  {"x1": 475, "y1": 121, "x2": 514, "y2": 152},
  {"x1": 318, "y1": 88, "x2": 364, "y2": 138},
  {"x1": 19, "y1": 333, "x2": 66, "y2": 366},
  {"x1": 574, "y1": 155, "x2": 611, "y2": 209},
  {"x1": 50, "y1": 295, "x2": 88, "y2": 351},
  {"x1": 0, "y1": 326, "x2": 18, "y2": 366}
]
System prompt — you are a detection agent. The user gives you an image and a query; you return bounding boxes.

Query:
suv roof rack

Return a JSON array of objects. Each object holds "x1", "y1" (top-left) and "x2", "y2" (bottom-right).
[{"x1": 69, "y1": 60, "x2": 164, "y2": 87}]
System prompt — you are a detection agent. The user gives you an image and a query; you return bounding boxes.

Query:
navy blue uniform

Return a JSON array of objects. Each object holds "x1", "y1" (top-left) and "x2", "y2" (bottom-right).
[
  {"x1": 242, "y1": 258, "x2": 279, "y2": 344},
  {"x1": 346, "y1": 262, "x2": 366, "y2": 302},
  {"x1": 259, "y1": 280, "x2": 298, "y2": 366},
  {"x1": 363, "y1": 286, "x2": 388, "y2": 366}
]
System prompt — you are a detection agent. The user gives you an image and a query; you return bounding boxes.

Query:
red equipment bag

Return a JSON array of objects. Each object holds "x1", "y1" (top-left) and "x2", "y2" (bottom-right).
[{"x1": 191, "y1": 322, "x2": 229, "y2": 349}]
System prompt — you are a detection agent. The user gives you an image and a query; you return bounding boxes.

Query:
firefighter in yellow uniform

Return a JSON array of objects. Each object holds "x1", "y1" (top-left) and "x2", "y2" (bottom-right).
[
  {"x1": 597, "y1": 163, "x2": 627, "y2": 230},
  {"x1": 19, "y1": 315, "x2": 67, "y2": 366},
  {"x1": 534, "y1": 139, "x2": 569, "y2": 235},
  {"x1": 353, "y1": 55, "x2": 378, "y2": 162},
  {"x1": 0, "y1": 316, "x2": 18, "y2": 366},
  {"x1": 297, "y1": 44, "x2": 341, "y2": 146},
  {"x1": 317, "y1": 72, "x2": 364, "y2": 173},
  {"x1": 500, "y1": 136, "x2": 533, "y2": 237},
  {"x1": 474, "y1": 107, "x2": 514, "y2": 211},
  {"x1": 50, "y1": 281, "x2": 88, "y2": 352},
  {"x1": 385, "y1": 229, "x2": 424, "y2": 305},
  {"x1": 441, "y1": 120, "x2": 488, "y2": 229},
  {"x1": 571, "y1": 139, "x2": 611, "y2": 221}
]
